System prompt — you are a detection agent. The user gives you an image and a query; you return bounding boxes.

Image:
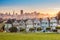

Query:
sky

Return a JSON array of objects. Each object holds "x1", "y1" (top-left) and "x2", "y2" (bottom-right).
[{"x1": 0, "y1": 0, "x2": 60, "y2": 15}]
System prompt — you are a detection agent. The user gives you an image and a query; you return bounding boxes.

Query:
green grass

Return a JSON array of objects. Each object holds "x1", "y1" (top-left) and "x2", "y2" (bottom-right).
[{"x1": 0, "y1": 32, "x2": 60, "y2": 40}]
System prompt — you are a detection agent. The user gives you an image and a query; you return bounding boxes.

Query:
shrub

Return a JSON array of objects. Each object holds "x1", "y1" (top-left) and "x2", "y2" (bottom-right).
[
  {"x1": 29, "y1": 28, "x2": 35, "y2": 32},
  {"x1": 53, "y1": 29, "x2": 57, "y2": 32},
  {"x1": 56, "y1": 27, "x2": 60, "y2": 29},
  {"x1": 20, "y1": 28, "x2": 25, "y2": 32},
  {"x1": 46, "y1": 27, "x2": 51, "y2": 30},
  {"x1": 9, "y1": 27, "x2": 18, "y2": 32},
  {"x1": 37, "y1": 27, "x2": 42, "y2": 31}
]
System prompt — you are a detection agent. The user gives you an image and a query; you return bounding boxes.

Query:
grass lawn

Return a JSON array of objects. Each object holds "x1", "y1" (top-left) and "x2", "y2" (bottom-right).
[{"x1": 0, "y1": 32, "x2": 60, "y2": 40}]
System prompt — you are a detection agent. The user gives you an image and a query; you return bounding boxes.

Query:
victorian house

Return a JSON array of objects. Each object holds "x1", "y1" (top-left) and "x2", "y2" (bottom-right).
[
  {"x1": 41, "y1": 18, "x2": 49, "y2": 32},
  {"x1": 50, "y1": 17, "x2": 57, "y2": 30},
  {"x1": 25, "y1": 19, "x2": 33, "y2": 32},
  {"x1": 33, "y1": 18, "x2": 41, "y2": 32}
]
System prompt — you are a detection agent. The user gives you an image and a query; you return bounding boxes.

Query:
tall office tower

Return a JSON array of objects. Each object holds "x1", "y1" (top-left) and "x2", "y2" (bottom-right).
[
  {"x1": 13, "y1": 11, "x2": 14, "y2": 15},
  {"x1": 9, "y1": 12, "x2": 10, "y2": 15},
  {"x1": 16, "y1": 13, "x2": 18, "y2": 15},
  {"x1": 20, "y1": 10, "x2": 23, "y2": 15},
  {"x1": 5, "y1": 12, "x2": 8, "y2": 15}
]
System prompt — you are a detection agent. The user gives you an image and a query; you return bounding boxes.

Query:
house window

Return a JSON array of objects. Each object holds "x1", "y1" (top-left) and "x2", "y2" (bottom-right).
[
  {"x1": 37, "y1": 23, "x2": 39, "y2": 25},
  {"x1": 34, "y1": 23, "x2": 36, "y2": 25},
  {"x1": 20, "y1": 24, "x2": 22, "y2": 26},
  {"x1": 50, "y1": 22, "x2": 53, "y2": 24},
  {"x1": 45, "y1": 23, "x2": 47, "y2": 24}
]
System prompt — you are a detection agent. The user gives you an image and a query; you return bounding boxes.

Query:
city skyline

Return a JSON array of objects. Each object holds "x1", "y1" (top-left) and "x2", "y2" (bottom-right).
[{"x1": 0, "y1": 0, "x2": 60, "y2": 15}]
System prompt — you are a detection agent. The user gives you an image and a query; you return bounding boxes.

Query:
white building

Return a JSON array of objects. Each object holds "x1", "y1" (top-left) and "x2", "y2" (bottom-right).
[
  {"x1": 41, "y1": 18, "x2": 49, "y2": 32},
  {"x1": 33, "y1": 18, "x2": 41, "y2": 32},
  {"x1": 19, "y1": 20, "x2": 25, "y2": 28},
  {"x1": 13, "y1": 20, "x2": 19, "y2": 26},
  {"x1": 26, "y1": 19, "x2": 33, "y2": 32},
  {"x1": 13, "y1": 20, "x2": 20, "y2": 32},
  {"x1": 4, "y1": 23, "x2": 12, "y2": 32},
  {"x1": 50, "y1": 17, "x2": 57, "y2": 30}
]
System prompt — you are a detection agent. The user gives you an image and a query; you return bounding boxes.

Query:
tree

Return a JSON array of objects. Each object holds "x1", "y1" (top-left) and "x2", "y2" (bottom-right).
[
  {"x1": 57, "y1": 11, "x2": 60, "y2": 20},
  {"x1": 0, "y1": 25, "x2": 5, "y2": 32},
  {"x1": 6, "y1": 19, "x2": 13, "y2": 24},
  {"x1": 0, "y1": 18, "x2": 3, "y2": 23},
  {"x1": 9, "y1": 27, "x2": 18, "y2": 32}
]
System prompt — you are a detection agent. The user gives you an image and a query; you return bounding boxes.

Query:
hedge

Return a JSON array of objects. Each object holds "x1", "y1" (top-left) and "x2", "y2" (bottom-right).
[{"x1": 9, "y1": 27, "x2": 18, "y2": 32}]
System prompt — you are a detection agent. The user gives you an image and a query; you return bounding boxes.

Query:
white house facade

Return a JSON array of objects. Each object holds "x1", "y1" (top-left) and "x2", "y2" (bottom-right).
[
  {"x1": 19, "y1": 20, "x2": 25, "y2": 28},
  {"x1": 41, "y1": 18, "x2": 49, "y2": 32},
  {"x1": 26, "y1": 19, "x2": 33, "y2": 32},
  {"x1": 33, "y1": 19, "x2": 41, "y2": 32},
  {"x1": 4, "y1": 23, "x2": 12, "y2": 32},
  {"x1": 13, "y1": 20, "x2": 20, "y2": 32},
  {"x1": 50, "y1": 17, "x2": 57, "y2": 30}
]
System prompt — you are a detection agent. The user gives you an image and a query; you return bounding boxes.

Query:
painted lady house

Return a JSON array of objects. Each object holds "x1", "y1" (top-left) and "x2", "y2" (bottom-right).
[
  {"x1": 4, "y1": 19, "x2": 13, "y2": 32},
  {"x1": 26, "y1": 19, "x2": 34, "y2": 32},
  {"x1": 41, "y1": 18, "x2": 49, "y2": 32},
  {"x1": 33, "y1": 18, "x2": 41, "y2": 32},
  {"x1": 50, "y1": 17, "x2": 58, "y2": 32},
  {"x1": 19, "y1": 20, "x2": 26, "y2": 32},
  {"x1": 12, "y1": 20, "x2": 20, "y2": 32}
]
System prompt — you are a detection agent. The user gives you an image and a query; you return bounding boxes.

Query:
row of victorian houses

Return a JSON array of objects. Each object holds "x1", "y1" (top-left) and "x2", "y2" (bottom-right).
[{"x1": 4, "y1": 17, "x2": 60, "y2": 32}]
